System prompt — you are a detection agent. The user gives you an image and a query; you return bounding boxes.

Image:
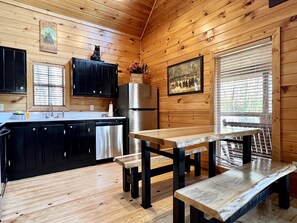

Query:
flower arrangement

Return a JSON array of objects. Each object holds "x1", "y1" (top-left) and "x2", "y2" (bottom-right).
[{"x1": 127, "y1": 62, "x2": 148, "y2": 74}]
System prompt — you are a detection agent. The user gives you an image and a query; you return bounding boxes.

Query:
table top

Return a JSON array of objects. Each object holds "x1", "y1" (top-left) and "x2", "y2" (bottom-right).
[{"x1": 129, "y1": 125, "x2": 262, "y2": 148}]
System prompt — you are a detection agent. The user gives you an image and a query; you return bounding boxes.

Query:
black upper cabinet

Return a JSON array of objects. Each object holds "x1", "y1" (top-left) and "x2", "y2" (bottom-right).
[
  {"x1": 72, "y1": 57, "x2": 118, "y2": 98},
  {"x1": 0, "y1": 46, "x2": 26, "y2": 93}
]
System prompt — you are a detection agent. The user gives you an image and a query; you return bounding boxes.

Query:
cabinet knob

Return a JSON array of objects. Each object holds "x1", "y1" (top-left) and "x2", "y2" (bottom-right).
[
  {"x1": 44, "y1": 127, "x2": 47, "y2": 131},
  {"x1": 32, "y1": 128, "x2": 36, "y2": 131},
  {"x1": 64, "y1": 152, "x2": 67, "y2": 157},
  {"x1": 20, "y1": 86, "x2": 24, "y2": 90},
  {"x1": 70, "y1": 126, "x2": 72, "y2": 129},
  {"x1": 93, "y1": 90, "x2": 96, "y2": 93},
  {"x1": 99, "y1": 91, "x2": 102, "y2": 94},
  {"x1": 88, "y1": 149, "x2": 91, "y2": 154}
]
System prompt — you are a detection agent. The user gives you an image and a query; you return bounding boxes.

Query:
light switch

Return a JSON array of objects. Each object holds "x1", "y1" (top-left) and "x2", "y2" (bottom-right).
[
  {"x1": 0, "y1": 104, "x2": 4, "y2": 111},
  {"x1": 90, "y1": 105, "x2": 94, "y2": 111}
]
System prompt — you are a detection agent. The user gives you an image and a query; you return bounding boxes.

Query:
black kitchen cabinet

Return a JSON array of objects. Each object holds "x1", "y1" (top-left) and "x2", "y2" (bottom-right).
[
  {"x1": 72, "y1": 57, "x2": 118, "y2": 98},
  {"x1": 41, "y1": 124, "x2": 66, "y2": 170},
  {"x1": 6, "y1": 121, "x2": 96, "y2": 180},
  {"x1": 7, "y1": 124, "x2": 40, "y2": 180},
  {"x1": 0, "y1": 46, "x2": 26, "y2": 93},
  {"x1": 72, "y1": 58, "x2": 94, "y2": 96},
  {"x1": 67, "y1": 122, "x2": 95, "y2": 167}
]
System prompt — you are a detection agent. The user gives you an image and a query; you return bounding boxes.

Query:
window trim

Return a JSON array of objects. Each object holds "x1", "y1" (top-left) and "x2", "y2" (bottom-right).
[
  {"x1": 28, "y1": 61, "x2": 70, "y2": 112},
  {"x1": 210, "y1": 27, "x2": 281, "y2": 161},
  {"x1": 33, "y1": 62, "x2": 65, "y2": 107}
]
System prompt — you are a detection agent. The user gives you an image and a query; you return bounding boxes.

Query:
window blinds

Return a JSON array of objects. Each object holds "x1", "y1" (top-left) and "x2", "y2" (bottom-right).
[
  {"x1": 215, "y1": 42, "x2": 272, "y2": 126},
  {"x1": 33, "y1": 64, "x2": 65, "y2": 106},
  {"x1": 214, "y1": 41, "x2": 272, "y2": 166}
]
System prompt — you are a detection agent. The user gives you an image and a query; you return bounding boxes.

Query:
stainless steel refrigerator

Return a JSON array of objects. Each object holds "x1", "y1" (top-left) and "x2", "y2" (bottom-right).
[{"x1": 117, "y1": 83, "x2": 158, "y2": 154}]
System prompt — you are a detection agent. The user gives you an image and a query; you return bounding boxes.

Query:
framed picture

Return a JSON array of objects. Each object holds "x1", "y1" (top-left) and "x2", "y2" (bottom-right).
[
  {"x1": 39, "y1": 20, "x2": 58, "y2": 54},
  {"x1": 167, "y1": 56, "x2": 203, "y2": 96},
  {"x1": 269, "y1": 0, "x2": 287, "y2": 8}
]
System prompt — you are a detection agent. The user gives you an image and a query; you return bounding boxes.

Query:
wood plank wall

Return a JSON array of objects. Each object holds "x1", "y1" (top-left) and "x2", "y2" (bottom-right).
[
  {"x1": 141, "y1": 0, "x2": 297, "y2": 195},
  {"x1": 0, "y1": 0, "x2": 139, "y2": 112}
]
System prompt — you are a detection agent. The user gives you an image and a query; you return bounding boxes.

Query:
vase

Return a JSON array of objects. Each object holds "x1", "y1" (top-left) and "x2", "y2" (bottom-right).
[{"x1": 130, "y1": 73, "x2": 143, "y2": 84}]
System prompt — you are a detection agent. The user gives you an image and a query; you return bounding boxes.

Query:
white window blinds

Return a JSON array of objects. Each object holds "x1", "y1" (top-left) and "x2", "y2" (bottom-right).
[
  {"x1": 215, "y1": 41, "x2": 272, "y2": 167},
  {"x1": 33, "y1": 63, "x2": 65, "y2": 106}
]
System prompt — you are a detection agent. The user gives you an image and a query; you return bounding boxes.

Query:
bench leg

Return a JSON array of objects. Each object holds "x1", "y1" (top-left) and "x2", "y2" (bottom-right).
[
  {"x1": 122, "y1": 167, "x2": 130, "y2": 192},
  {"x1": 194, "y1": 153, "x2": 201, "y2": 176},
  {"x1": 190, "y1": 206, "x2": 204, "y2": 222},
  {"x1": 131, "y1": 167, "x2": 139, "y2": 199},
  {"x1": 185, "y1": 155, "x2": 191, "y2": 173},
  {"x1": 278, "y1": 175, "x2": 290, "y2": 209}
]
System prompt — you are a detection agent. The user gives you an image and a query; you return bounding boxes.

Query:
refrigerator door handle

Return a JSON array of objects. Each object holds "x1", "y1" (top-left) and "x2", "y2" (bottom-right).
[{"x1": 131, "y1": 108, "x2": 156, "y2": 111}]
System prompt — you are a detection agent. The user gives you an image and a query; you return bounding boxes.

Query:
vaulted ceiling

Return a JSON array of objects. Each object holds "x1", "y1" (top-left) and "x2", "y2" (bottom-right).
[{"x1": 14, "y1": 0, "x2": 156, "y2": 38}]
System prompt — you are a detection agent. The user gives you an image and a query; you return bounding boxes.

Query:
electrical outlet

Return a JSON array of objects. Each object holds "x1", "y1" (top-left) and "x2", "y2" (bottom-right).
[
  {"x1": 90, "y1": 105, "x2": 94, "y2": 111},
  {"x1": 0, "y1": 104, "x2": 4, "y2": 111}
]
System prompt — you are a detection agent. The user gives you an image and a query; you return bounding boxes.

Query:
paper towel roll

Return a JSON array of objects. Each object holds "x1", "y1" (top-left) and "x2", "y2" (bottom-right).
[{"x1": 108, "y1": 101, "x2": 113, "y2": 117}]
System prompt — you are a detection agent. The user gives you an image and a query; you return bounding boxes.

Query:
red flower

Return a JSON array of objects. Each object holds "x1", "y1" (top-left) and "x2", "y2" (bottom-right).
[{"x1": 127, "y1": 62, "x2": 148, "y2": 74}]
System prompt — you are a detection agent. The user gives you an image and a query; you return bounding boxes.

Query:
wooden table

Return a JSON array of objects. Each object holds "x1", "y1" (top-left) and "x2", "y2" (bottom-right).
[{"x1": 129, "y1": 125, "x2": 262, "y2": 223}]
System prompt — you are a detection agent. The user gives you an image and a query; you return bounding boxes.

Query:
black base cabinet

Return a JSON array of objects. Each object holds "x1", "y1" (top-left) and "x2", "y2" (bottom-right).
[
  {"x1": 7, "y1": 123, "x2": 41, "y2": 180},
  {"x1": 41, "y1": 123, "x2": 67, "y2": 171},
  {"x1": 67, "y1": 122, "x2": 95, "y2": 168},
  {"x1": 6, "y1": 121, "x2": 96, "y2": 180}
]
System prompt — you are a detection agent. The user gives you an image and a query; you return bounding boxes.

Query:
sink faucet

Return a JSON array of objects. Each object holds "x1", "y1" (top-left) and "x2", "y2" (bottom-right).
[{"x1": 50, "y1": 103, "x2": 54, "y2": 117}]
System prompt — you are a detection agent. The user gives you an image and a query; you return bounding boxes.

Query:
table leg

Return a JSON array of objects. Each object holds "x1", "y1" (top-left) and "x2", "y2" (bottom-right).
[
  {"x1": 173, "y1": 147, "x2": 185, "y2": 223},
  {"x1": 243, "y1": 135, "x2": 252, "y2": 164},
  {"x1": 208, "y1": 141, "x2": 216, "y2": 177},
  {"x1": 141, "y1": 140, "x2": 152, "y2": 208},
  {"x1": 278, "y1": 175, "x2": 290, "y2": 209}
]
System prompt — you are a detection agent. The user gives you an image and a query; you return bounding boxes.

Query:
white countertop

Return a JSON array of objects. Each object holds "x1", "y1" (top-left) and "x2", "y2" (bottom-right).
[{"x1": 0, "y1": 112, "x2": 126, "y2": 125}]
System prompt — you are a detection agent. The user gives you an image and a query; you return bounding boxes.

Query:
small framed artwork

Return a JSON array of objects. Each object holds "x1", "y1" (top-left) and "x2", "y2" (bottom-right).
[
  {"x1": 269, "y1": 0, "x2": 287, "y2": 8},
  {"x1": 39, "y1": 20, "x2": 58, "y2": 54},
  {"x1": 167, "y1": 56, "x2": 203, "y2": 96}
]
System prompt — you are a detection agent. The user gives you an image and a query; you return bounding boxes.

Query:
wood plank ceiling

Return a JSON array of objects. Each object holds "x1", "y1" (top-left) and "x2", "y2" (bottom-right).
[{"x1": 13, "y1": 0, "x2": 156, "y2": 38}]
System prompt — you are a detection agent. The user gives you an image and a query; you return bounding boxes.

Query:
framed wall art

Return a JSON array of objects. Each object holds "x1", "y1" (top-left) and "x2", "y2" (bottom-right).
[
  {"x1": 39, "y1": 20, "x2": 58, "y2": 54},
  {"x1": 167, "y1": 56, "x2": 203, "y2": 96}
]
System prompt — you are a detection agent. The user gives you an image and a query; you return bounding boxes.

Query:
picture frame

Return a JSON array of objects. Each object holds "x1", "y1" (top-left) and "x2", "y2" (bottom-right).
[
  {"x1": 39, "y1": 20, "x2": 58, "y2": 54},
  {"x1": 167, "y1": 56, "x2": 203, "y2": 96}
]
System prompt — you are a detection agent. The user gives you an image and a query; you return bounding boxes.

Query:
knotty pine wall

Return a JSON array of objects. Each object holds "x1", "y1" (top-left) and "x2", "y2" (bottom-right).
[
  {"x1": 0, "y1": 0, "x2": 139, "y2": 112},
  {"x1": 141, "y1": 0, "x2": 297, "y2": 194}
]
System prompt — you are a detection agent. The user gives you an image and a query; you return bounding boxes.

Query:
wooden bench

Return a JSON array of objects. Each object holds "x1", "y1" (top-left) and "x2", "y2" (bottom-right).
[
  {"x1": 174, "y1": 158, "x2": 296, "y2": 223},
  {"x1": 114, "y1": 146, "x2": 207, "y2": 198}
]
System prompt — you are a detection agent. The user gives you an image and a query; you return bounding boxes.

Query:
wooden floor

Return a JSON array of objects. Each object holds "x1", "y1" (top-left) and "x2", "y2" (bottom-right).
[{"x1": 2, "y1": 162, "x2": 297, "y2": 223}]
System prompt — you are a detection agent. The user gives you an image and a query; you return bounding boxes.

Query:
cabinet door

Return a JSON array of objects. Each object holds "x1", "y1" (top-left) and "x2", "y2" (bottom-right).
[
  {"x1": 0, "y1": 47, "x2": 26, "y2": 93},
  {"x1": 4, "y1": 48, "x2": 15, "y2": 92},
  {"x1": 7, "y1": 124, "x2": 40, "y2": 180},
  {"x1": 14, "y1": 50, "x2": 26, "y2": 92},
  {"x1": 41, "y1": 124, "x2": 66, "y2": 169},
  {"x1": 67, "y1": 122, "x2": 94, "y2": 165},
  {"x1": 72, "y1": 58, "x2": 93, "y2": 96},
  {"x1": 98, "y1": 64, "x2": 118, "y2": 98},
  {"x1": 0, "y1": 48, "x2": 4, "y2": 91}
]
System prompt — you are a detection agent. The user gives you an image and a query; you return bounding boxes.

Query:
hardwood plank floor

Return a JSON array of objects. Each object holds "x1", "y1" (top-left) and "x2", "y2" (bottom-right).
[{"x1": 2, "y1": 162, "x2": 297, "y2": 223}]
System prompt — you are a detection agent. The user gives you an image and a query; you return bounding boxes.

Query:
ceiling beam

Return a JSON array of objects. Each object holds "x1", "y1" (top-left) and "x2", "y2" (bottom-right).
[{"x1": 140, "y1": 0, "x2": 158, "y2": 40}]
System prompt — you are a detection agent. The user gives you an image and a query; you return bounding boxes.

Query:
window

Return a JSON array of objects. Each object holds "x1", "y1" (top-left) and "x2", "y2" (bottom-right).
[
  {"x1": 33, "y1": 63, "x2": 65, "y2": 106},
  {"x1": 214, "y1": 41, "x2": 272, "y2": 167}
]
